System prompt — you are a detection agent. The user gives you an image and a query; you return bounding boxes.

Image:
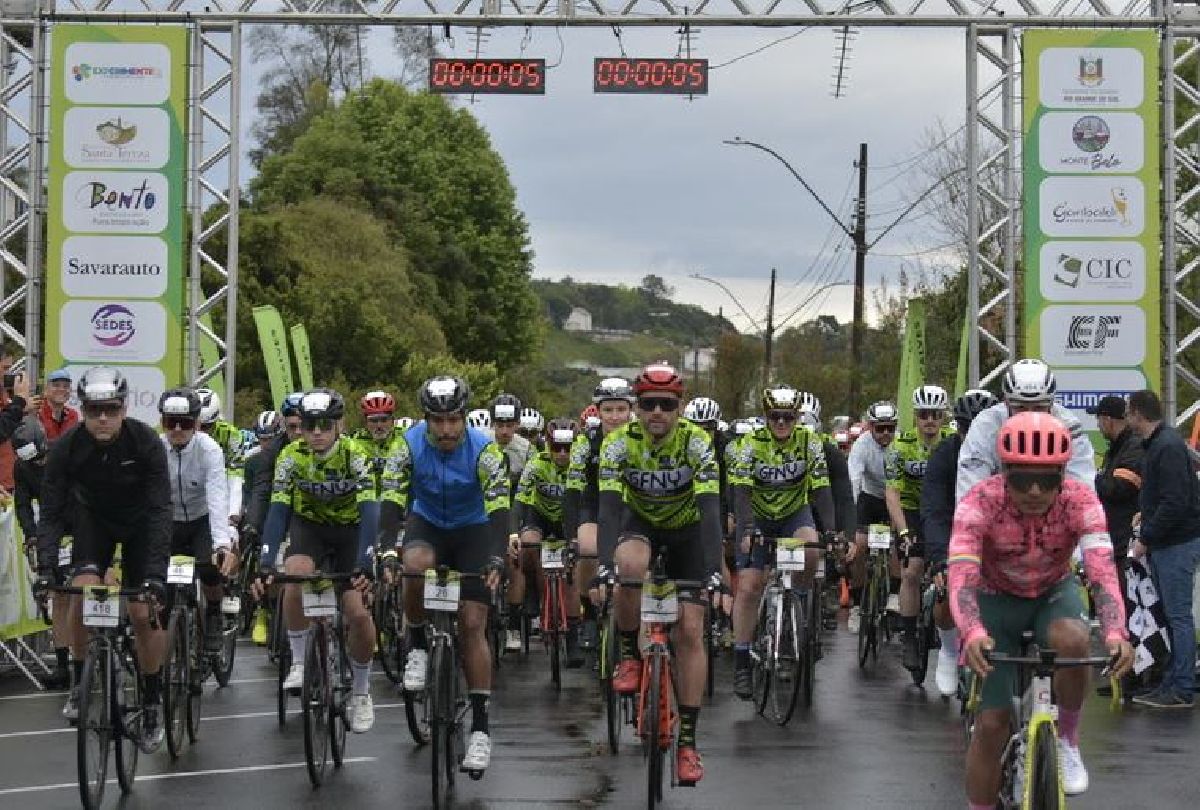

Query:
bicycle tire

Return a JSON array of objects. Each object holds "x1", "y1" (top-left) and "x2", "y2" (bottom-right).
[
  {"x1": 187, "y1": 608, "x2": 203, "y2": 744},
  {"x1": 704, "y1": 600, "x2": 717, "y2": 700},
  {"x1": 752, "y1": 594, "x2": 774, "y2": 715},
  {"x1": 302, "y1": 623, "x2": 331, "y2": 787},
  {"x1": 76, "y1": 648, "x2": 110, "y2": 810},
  {"x1": 601, "y1": 614, "x2": 621, "y2": 754},
  {"x1": 274, "y1": 591, "x2": 290, "y2": 727},
  {"x1": 1028, "y1": 722, "x2": 1063, "y2": 810},
  {"x1": 857, "y1": 574, "x2": 875, "y2": 669},
  {"x1": 163, "y1": 610, "x2": 188, "y2": 758},
  {"x1": 489, "y1": 588, "x2": 504, "y2": 671},
  {"x1": 373, "y1": 580, "x2": 399, "y2": 684},
  {"x1": 330, "y1": 616, "x2": 349, "y2": 769},
  {"x1": 804, "y1": 587, "x2": 819, "y2": 706},
  {"x1": 771, "y1": 592, "x2": 804, "y2": 725},
  {"x1": 237, "y1": 546, "x2": 258, "y2": 636},
  {"x1": 547, "y1": 577, "x2": 562, "y2": 690},
  {"x1": 403, "y1": 645, "x2": 432, "y2": 746},
  {"x1": 645, "y1": 653, "x2": 664, "y2": 810},
  {"x1": 113, "y1": 645, "x2": 141, "y2": 793},
  {"x1": 429, "y1": 642, "x2": 452, "y2": 808},
  {"x1": 911, "y1": 606, "x2": 932, "y2": 687},
  {"x1": 215, "y1": 609, "x2": 238, "y2": 688}
]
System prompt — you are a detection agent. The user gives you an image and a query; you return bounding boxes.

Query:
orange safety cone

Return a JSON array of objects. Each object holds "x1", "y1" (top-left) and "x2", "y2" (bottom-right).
[{"x1": 838, "y1": 577, "x2": 851, "y2": 608}]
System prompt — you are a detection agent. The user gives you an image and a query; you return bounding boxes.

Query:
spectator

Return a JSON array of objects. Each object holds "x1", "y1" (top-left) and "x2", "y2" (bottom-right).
[
  {"x1": 1127, "y1": 389, "x2": 1200, "y2": 709},
  {"x1": 37, "y1": 368, "x2": 79, "y2": 442},
  {"x1": 0, "y1": 348, "x2": 43, "y2": 491}
]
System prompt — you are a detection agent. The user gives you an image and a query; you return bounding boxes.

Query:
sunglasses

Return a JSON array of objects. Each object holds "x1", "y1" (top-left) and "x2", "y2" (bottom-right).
[
  {"x1": 365, "y1": 415, "x2": 392, "y2": 424},
  {"x1": 550, "y1": 442, "x2": 572, "y2": 453},
  {"x1": 82, "y1": 401, "x2": 122, "y2": 418},
  {"x1": 916, "y1": 410, "x2": 943, "y2": 421},
  {"x1": 162, "y1": 415, "x2": 196, "y2": 431},
  {"x1": 872, "y1": 424, "x2": 896, "y2": 434},
  {"x1": 637, "y1": 397, "x2": 680, "y2": 413},
  {"x1": 1005, "y1": 470, "x2": 1063, "y2": 493},
  {"x1": 767, "y1": 410, "x2": 797, "y2": 424},
  {"x1": 301, "y1": 418, "x2": 337, "y2": 433}
]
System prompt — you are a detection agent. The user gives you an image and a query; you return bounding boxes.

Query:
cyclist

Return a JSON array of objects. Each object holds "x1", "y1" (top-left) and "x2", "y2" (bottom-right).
[
  {"x1": 920, "y1": 388, "x2": 997, "y2": 695},
  {"x1": 514, "y1": 418, "x2": 584, "y2": 667},
  {"x1": 950, "y1": 412, "x2": 1133, "y2": 804},
  {"x1": 683, "y1": 396, "x2": 734, "y2": 641},
  {"x1": 467, "y1": 408, "x2": 492, "y2": 431},
  {"x1": 159, "y1": 388, "x2": 236, "y2": 651},
  {"x1": 885, "y1": 384, "x2": 955, "y2": 672},
  {"x1": 255, "y1": 388, "x2": 380, "y2": 734},
  {"x1": 395, "y1": 416, "x2": 415, "y2": 431},
  {"x1": 563, "y1": 378, "x2": 635, "y2": 645},
  {"x1": 196, "y1": 388, "x2": 244, "y2": 524},
  {"x1": 845, "y1": 401, "x2": 898, "y2": 634},
  {"x1": 519, "y1": 407, "x2": 544, "y2": 449},
  {"x1": 599, "y1": 362, "x2": 721, "y2": 785},
  {"x1": 395, "y1": 376, "x2": 510, "y2": 775},
  {"x1": 34, "y1": 367, "x2": 170, "y2": 748},
  {"x1": 580, "y1": 404, "x2": 601, "y2": 431},
  {"x1": 799, "y1": 402, "x2": 856, "y2": 619},
  {"x1": 355, "y1": 390, "x2": 403, "y2": 497},
  {"x1": 729, "y1": 385, "x2": 835, "y2": 699},
  {"x1": 492, "y1": 393, "x2": 535, "y2": 491},
  {"x1": 956, "y1": 359, "x2": 1095, "y2": 502}
]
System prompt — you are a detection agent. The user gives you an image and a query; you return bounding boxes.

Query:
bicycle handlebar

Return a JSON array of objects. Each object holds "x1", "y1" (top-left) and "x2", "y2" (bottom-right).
[
  {"x1": 269, "y1": 572, "x2": 357, "y2": 584},
  {"x1": 984, "y1": 651, "x2": 1116, "y2": 669},
  {"x1": 48, "y1": 585, "x2": 155, "y2": 598}
]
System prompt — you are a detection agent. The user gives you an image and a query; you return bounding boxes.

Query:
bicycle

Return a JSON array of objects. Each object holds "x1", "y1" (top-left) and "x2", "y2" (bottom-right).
[
  {"x1": 621, "y1": 552, "x2": 705, "y2": 810},
  {"x1": 970, "y1": 644, "x2": 1115, "y2": 810},
  {"x1": 909, "y1": 561, "x2": 946, "y2": 687},
  {"x1": 857, "y1": 524, "x2": 893, "y2": 669},
  {"x1": 538, "y1": 537, "x2": 572, "y2": 690},
  {"x1": 234, "y1": 530, "x2": 261, "y2": 637},
  {"x1": 272, "y1": 572, "x2": 355, "y2": 787},
  {"x1": 402, "y1": 567, "x2": 488, "y2": 809},
  {"x1": 750, "y1": 534, "x2": 829, "y2": 725},
  {"x1": 52, "y1": 584, "x2": 157, "y2": 810},
  {"x1": 271, "y1": 587, "x2": 292, "y2": 726},
  {"x1": 373, "y1": 549, "x2": 405, "y2": 685},
  {"x1": 595, "y1": 574, "x2": 625, "y2": 756}
]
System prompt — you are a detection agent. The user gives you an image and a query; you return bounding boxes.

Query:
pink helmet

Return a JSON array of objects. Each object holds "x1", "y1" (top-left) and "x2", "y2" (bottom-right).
[{"x1": 997, "y1": 411, "x2": 1072, "y2": 466}]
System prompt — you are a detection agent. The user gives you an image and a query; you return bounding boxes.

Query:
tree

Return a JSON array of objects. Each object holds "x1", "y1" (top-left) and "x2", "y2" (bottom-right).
[
  {"x1": 640, "y1": 274, "x2": 675, "y2": 303},
  {"x1": 252, "y1": 80, "x2": 541, "y2": 371},
  {"x1": 713, "y1": 333, "x2": 763, "y2": 420}
]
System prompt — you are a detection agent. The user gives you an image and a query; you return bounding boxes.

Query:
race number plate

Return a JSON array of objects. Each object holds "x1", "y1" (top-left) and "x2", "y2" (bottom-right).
[
  {"x1": 424, "y1": 570, "x2": 462, "y2": 612},
  {"x1": 868, "y1": 524, "x2": 892, "y2": 551},
  {"x1": 640, "y1": 580, "x2": 679, "y2": 624},
  {"x1": 167, "y1": 555, "x2": 196, "y2": 585},
  {"x1": 82, "y1": 585, "x2": 119, "y2": 628},
  {"x1": 301, "y1": 580, "x2": 337, "y2": 618},
  {"x1": 776, "y1": 538, "x2": 806, "y2": 572},
  {"x1": 221, "y1": 595, "x2": 242, "y2": 615},
  {"x1": 541, "y1": 541, "x2": 566, "y2": 570},
  {"x1": 58, "y1": 537, "x2": 72, "y2": 567}
]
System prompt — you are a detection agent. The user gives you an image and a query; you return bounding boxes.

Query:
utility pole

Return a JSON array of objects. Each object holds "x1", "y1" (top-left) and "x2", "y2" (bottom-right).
[
  {"x1": 763, "y1": 267, "x2": 776, "y2": 383},
  {"x1": 848, "y1": 143, "x2": 868, "y2": 415}
]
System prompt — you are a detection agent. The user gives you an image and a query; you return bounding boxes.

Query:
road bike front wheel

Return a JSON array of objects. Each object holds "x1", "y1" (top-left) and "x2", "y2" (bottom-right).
[
  {"x1": 302, "y1": 624, "x2": 331, "y2": 787},
  {"x1": 113, "y1": 645, "x2": 141, "y2": 793},
  {"x1": 770, "y1": 592, "x2": 804, "y2": 726},
  {"x1": 857, "y1": 575, "x2": 876, "y2": 669},
  {"x1": 911, "y1": 606, "x2": 933, "y2": 687},
  {"x1": 187, "y1": 608, "x2": 204, "y2": 743},
  {"x1": 1028, "y1": 723, "x2": 1063, "y2": 810},
  {"x1": 163, "y1": 610, "x2": 189, "y2": 758},
  {"x1": 76, "y1": 650, "x2": 111, "y2": 810},
  {"x1": 600, "y1": 614, "x2": 621, "y2": 755},
  {"x1": 645, "y1": 654, "x2": 665, "y2": 810},
  {"x1": 752, "y1": 596, "x2": 775, "y2": 715}
]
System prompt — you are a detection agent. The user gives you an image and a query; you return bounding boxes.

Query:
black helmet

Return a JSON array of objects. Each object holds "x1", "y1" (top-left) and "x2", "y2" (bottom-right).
[
  {"x1": 420, "y1": 376, "x2": 470, "y2": 414},
  {"x1": 12, "y1": 417, "x2": 46, "y2": 462},
  {"x1": 298, "y1": 388, "x2": 345, "y2": 420},
  {"x1": 953, "y1": 389, "x2": 999, "y2": 425},
  {"x1": 158, "y1": 387, "x2": 201, "y2": 419},
  {"x1": 280, "y1": 391, "x2": 305, "y2": 417},
  {"x1": 491, "y1": 392, "x2": 522, "y2": 422},
  {"x1": 76, "y1": 367, "x2": 128, "y2": 403}
]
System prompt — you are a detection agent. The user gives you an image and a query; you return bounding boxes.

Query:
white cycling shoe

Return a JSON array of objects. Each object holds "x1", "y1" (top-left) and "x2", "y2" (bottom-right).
[
  {"x1": 283, "y1": 663, "x2": 305, "y2": 693},
  {"x1": 348, "y1": 694, "x2": 374, "y2": 733},
  {"x1": 1058, "y1": 739, "x2": 1089, "y2": 795},
  {"x1": 847, "y1": 606, "x2": 862, "y2": 634},
  {"x1": 403, "y1": 649, "x2": 428, "y2": 692},
  {"x1": 935, "y1": 649, "x2": 958, "y2": 697},
  {"x1": 461, "y1": 731, "x2": 492, "y2": 774}
]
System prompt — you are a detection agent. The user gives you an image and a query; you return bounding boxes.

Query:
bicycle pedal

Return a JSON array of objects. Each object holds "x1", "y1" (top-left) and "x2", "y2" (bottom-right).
[{"x1": 677, "y1": 779, "x2": 697, "y2": 788}]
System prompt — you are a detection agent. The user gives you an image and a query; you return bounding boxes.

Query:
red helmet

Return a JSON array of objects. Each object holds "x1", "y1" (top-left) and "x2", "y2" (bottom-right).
[
  {"x1": 360, "y1": 390, "x2": 396, "y2": 417},
  {"x1": 579, "y1": 404, "x2": 599, "y2": 422},
  {"x1": 997, "y1": 412, "x2": 1072, "y2": 466},
  {"x1": 632, "y1": 362, "x2": 684, "y2": 397}
]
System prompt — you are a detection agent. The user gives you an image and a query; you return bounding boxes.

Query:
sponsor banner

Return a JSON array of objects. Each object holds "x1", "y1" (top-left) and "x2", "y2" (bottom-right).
[
  {"x1": 253, "y1": 306, "x2": 295, "y2": 407},
  {"x1": 64, "y1": 363, "x2": 166, "y2": 425},
  {"x1": 1038, "y1": 111, "x2": 1144, "y2": 174},
  {"x1": 61, "y1": 235, "x2": 168, "y2": 298},
  {"x1": 62, "y1": 106, "x2": 170, "y2": 170},
  {"x1": 894, "y1": 298, "x2": 925, "y2": 432},
  {"x1": 1038, "y1": 240, "x2": 1145, "y2": 302},
  {"x1": 290, "y1": 323, "x2": 314, "y2": 390},
  {"x1": 1023, "y1": 30, "x2": 1160, "y2": 406},
  {"x1": 46, "y1": 25, "x2": 187, "y2": 418}
]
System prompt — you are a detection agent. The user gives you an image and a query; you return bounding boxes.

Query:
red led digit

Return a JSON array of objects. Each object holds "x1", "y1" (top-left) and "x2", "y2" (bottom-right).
[
  {"x1": 432, "y1": 61, "x2": 448, "y2": 85},
  {"x1": 634, "y1": 60, "x2": 650, "y2": 85},
  {"x1": 650, "y1": 61, "x2": 667, "y2": 86},
  {"x1": 614, "y1": 60, "x2": 630, "y2": 84},
  {"x1": 596, "y1": 59, "x2": 612, "y2": 86},
  {"x1": 529, "y1": 61, "x2": 544, "y2": 88},
  {"x1": 688, "y1": 61, "x2": 704, "y2": 89}
]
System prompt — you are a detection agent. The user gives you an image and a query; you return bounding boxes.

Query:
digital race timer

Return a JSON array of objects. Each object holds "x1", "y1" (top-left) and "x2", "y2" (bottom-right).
[
  {"x1": 428, "y1": 59, "x2": 546, "y2": 95},
  {"x1": 593, "y1": 58, "x2": 708, "y2": 95}
]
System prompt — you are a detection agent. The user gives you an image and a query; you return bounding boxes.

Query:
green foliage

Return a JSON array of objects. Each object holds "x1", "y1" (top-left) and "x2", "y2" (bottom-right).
[
  {"x1": 714, "y1": 333, "x2": 764, "y2": 420},
  {"x1": 395, "y1": 353, "x2": 501, "y2": 416}
]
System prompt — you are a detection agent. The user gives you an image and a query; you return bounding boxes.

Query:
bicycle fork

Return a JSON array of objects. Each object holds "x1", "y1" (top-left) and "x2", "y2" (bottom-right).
[{"x1": 636, "y1": 645, "x2": 675, "y2": 750}]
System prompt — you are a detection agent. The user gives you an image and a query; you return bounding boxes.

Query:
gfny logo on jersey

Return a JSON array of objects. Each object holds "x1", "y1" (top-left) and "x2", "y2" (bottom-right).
[
  {"x1": 296, "y1": 477, "x2": 359, "y2": 500},
  {"x1": 1067, "y1": 315, "x2": 1121, "y2": 352},
  {"x1": 754, "y1": 458, "x2": 807, "y2": 485},
  {"x1": 902, "y1": 459, "x2": 928, "y2": 479},
  {"x1": 624, "y1": 465, "x2": 694, "y2": 494},
  {"x1": 537, "y1": 482, "x2": 565, "y2": 498}
]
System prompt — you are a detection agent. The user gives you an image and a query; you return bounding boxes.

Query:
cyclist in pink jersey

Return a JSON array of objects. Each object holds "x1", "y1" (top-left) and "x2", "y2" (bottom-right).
[{"x1": 948, "y1": 411, "x2": 1133, "y2": 808}]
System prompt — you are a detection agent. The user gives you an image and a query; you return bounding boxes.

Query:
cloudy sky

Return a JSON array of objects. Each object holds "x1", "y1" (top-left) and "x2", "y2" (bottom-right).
[{"x1": 242, "y1": 23, "x2": 970, "y2": 333}]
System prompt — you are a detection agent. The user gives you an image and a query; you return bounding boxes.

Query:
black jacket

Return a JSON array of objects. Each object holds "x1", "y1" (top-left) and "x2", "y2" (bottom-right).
[
  {"x1": 823, "y1": 440, "x2": 856, "y2": 536},
  {"x1": 244, "y1": 432, "x2": 291, "y2": 535},
  {"x1": 1138, "y1": 423, "x2": 1200, "y2": 550},
  {"x1": 14, "y1": 456, "x2": 44, "y2": 541},
  {"x1": 37, "y1": 419, "x2": 172, "y2": 579},
  {"x1": 1095, "y1": 426, "x2": 1144, "y2": 552},
  {"x1": 920, "y1": 433, "x2": 960, "y2": 567}
]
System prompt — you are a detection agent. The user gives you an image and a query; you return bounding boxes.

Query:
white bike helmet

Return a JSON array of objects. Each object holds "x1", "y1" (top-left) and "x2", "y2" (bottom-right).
[
  {"x1": 797, "y1": 391, "x2": 821, "y2": 420},
  {"x1": 519, "y1": 408, "x2": 543, "y2": 432},
  {"x1": 196, "y1": 388, "x2": 221, "y2": 425},
  {"x1": 467, "y1": 408, "x2": 492, "y2": 429},
  {"x1": 1002, "y1": 359, "x2": 1057, "y2": 403},
  {"x1": 395, "y1": 416, "x2": 415, "y2": 430},
  {"x1": 684, "y1": 397, "x2": 721, "y2": 424},
  {"x1": 912, "y1": 385, "x2": 949, "y2": 411},
  {"x1": 867, "y1": 401, "x2": 898, "y2": 423}
]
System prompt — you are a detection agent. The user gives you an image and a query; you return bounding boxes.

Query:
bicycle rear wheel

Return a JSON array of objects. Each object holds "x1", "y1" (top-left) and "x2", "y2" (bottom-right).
[
  {"x1": 187, "y1": 609, "x2": 204, "y2": 743},
  {"x1": 911, "y1": 607, "x2": 932, "y2": 687},
  {"x1": 1028, "y1": 723, "x2": 1063, "y2": 810},
  {"x1": 113, "y1": 645, "x2": 141, "y2": 793},
  {"x1": 163, "y1": 610, "x2": 188, "y2": 758},
  {"x1": 302, "y1": 624, "x2": 331, "y2": 787},
  {"x1": 76, "y1": 650, "x2": 110, "y2": 810},
  {"x1": 237, "y1": 546, "x2": 258, "y2": 636},
  {"x1": 645, "y1": 653, "x2": 664, "y2": 810}
]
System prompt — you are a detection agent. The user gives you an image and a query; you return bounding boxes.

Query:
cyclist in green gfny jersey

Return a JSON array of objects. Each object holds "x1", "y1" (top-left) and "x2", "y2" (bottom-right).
[
  {"x1": 598, "y1": 362, "x2": 722, "y2": 787},
  {"x1": 254, "y1": 388, "x2": 380, "y2": 735},
  {"x1": 353, "y1": 390, "x2": 404, "y2": 497},
  {"x1": 728, "y1": 385, "x2": 836, "y2": 699},
  {"x1": 885, "y1": 384, "x2": 955, "y2": 673}
]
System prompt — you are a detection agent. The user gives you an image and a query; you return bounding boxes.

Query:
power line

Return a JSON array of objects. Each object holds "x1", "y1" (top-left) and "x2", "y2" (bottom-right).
[{"x1": 709, "y1": 27, "x2": 812, "y2": 70}]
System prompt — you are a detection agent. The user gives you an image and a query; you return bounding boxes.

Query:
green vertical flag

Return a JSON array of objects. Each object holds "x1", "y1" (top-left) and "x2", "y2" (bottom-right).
[
  {"x1": 895, "y1": 298, "x2": 927, "y2": 432},
  {"x1": 198, "y1": 312, "x2": 226, "y2": 402},
  {"x1": 954, "y1": 300, "x2": 971, "y2": 398},
  {"x1": 253, "y1": 305, "x2": 295, "y2": 407},
  {"x1": 290, "y1": 324, "x2": 314, "y2": 390}
]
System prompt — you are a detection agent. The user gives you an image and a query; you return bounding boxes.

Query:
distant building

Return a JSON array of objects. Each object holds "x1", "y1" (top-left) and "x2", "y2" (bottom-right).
[
  {"x1": 680, "y1": 347, "x2": 716, "y2": 374},
  {"x1": 563, "y1": 307, "x2": 593, "y2": 332}
]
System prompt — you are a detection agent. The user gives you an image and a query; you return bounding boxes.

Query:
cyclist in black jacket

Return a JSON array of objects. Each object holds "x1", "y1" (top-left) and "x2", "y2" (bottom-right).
[{"x1": 34, "y1": 367, "x2": 172, "y2": 750}]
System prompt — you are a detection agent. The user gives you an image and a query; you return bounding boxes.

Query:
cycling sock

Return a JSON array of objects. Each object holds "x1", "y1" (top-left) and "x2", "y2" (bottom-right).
[
  {"x1": 734, "y1": 646, "x2": 751, "y2": 670},
  {"x1": 1057, "y1": 708, "x2": 1081, "y2": 746},
  {"x1": 55, "y1": 647, "x2": 69, "y2": 671},
  {"x1": 351, "y1": 659, "x2": 371, "y2": 695},
  {"x1": 71, "y1": 659, "x2": 83, "y2": 684},
  {"x1": 938, "y1": 627, "x2": 959, "y2": 657},
  {"x1": 407, "y1": 622, "x2": 427, "y2": 651},
  {"x1": 678, "y1": 705, "x2": 699, "y2": 748},
  {"x1": 288, "y1": 628, "x2": 311, "y2": 663},
  {"x1": 469, "y1": 691, "x2": 490, "y2": 734},
  {"x1": 619, "y1": 630, "x2": 640, "y2": 660},
  {"x1": 143, "y1": 671, "x2": 162, "y2": 703}
]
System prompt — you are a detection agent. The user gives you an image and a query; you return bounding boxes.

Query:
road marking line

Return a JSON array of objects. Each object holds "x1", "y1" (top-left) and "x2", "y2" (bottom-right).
[
  {"x1": 0, "y1": 757, "x2": 377, "y2": 795},
  {"x1": 0, "y1": 703, "x2": 404, "y2": 738},
  {"x1": 0, "y1": 671, "x2": 390, "y2": 694}
]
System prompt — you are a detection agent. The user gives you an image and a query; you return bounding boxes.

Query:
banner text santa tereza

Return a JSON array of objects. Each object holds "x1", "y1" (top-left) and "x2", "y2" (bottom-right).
[{"x1": 47, "y1": 24, "x2": 187, "y2": 423}]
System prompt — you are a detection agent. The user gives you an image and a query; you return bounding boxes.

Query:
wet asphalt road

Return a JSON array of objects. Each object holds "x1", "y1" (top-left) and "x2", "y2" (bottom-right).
[{"x1": 1, "y1": 616, "x2": 1197, "y2": 809}]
